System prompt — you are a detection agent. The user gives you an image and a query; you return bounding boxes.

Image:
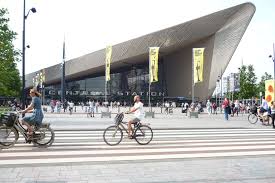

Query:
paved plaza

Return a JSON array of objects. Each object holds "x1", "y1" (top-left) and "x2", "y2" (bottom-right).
[{"x1": 1, "y1": 108, "x2": 275, "y2": 183}]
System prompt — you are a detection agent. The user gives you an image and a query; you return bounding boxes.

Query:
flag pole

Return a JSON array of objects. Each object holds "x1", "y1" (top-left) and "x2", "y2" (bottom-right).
[
  {"x1": 192, "y1": 49, "x2": 194, "y2": 103},
  {"x1": 149, "y1": 58, "x2": 151, "y2": 112},
  {"x1": 105, "y1": 78, "x2": 107, "y2": 103},
  {"x1": 61, "y1": 37, "x2": 66, "y2": 104}
]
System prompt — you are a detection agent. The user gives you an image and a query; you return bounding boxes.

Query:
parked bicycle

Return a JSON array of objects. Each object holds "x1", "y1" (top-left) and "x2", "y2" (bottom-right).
[
  {"x1": 248, "y1": 107, "x2": 271, "y2": 125},
  {"x1": 0, "y1": 112, "x2": 55, "y2": 149},
  {"x1": 103, "y1": 112, "x2": 153, "y2": 146}
]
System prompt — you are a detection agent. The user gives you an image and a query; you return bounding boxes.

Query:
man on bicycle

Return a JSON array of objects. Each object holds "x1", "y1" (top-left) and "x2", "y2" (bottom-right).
[{"x1": 126, "y1": 95, "x2": 144, "y2": 138}]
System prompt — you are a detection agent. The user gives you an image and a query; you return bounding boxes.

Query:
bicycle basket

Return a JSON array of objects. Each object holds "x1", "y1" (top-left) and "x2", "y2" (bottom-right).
[
  {"x1": 114, "y1": 113, "x2": 124, "y2": 125},
  {"x1": 0, "y1": 113, "x2": 16, "y2": 127}
]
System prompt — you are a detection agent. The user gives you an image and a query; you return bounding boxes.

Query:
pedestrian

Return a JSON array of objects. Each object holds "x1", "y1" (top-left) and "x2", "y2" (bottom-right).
[
  {"x1": 50, "y1": 100, "x2": 55, "y2": 113},
  {"x1": 90, "y1": 100, "x2": 95, "y2": 117},
  {"x1": 231, "y1": 102, "x2": 235, "y2": 117},
  {"x1": 270, "y1": 101, "x2": 275, "y2": 129},
  {"x1": 56, "y1": 100, "x2": 61, "y2": 113},
  {"x1": 222, "y1": 98, "x2": 230, "y2": 121},
  {"x1": 63, "y1": 100, "x2": 68, "y2": 113},
  {"x1": 212, "y1": 102, "x2": 217, "y2": 114},
  {"x1": 206, "y1": 100, "x2": 211, "y2": 115}
]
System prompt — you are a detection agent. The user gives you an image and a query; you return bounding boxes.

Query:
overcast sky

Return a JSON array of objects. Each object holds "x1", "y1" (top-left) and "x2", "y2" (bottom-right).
[{"x1": 1, "y1": 0, "x2": 275, "y2": 79}]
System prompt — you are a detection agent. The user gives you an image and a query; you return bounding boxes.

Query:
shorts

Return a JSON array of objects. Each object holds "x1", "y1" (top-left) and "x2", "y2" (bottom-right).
[
  {"x1": 260, "y1": 107, "x2": 267, "y2": 113},
  {"x1": 131, "y1": 118, "x2": 141, "y2": 123}
]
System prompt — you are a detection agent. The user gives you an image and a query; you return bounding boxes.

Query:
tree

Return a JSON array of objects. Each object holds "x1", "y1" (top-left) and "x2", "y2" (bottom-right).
[
  {"x1": 257, "y1": 72, "x2": 273, "y2": 97},
  {"x1": 0, "y1": 8, "x2": 21, "y2": 97},
  {"x1": 235, "y1": 65, "x2": 258, "y2": 99}
]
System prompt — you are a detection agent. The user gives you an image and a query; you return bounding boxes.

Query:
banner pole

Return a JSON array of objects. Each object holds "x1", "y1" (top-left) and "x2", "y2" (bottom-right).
[
  {"x1": 192, "y1": 49, "x2": 194, "y2": 103},
  {"x1": 149, "y1": 57, "x2": 151, "y2": 112},
  {"x1": 105, "y1": 80, "x2": 107, "y2": 103}
]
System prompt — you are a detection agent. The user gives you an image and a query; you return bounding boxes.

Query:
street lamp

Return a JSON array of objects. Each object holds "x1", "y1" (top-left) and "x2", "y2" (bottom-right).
[
  {"x1": 22, "y1": 0, "x2": 36, "y2": 110},
  {"x1": 269, "y1": 43, "x2": 275, "y2": 80}
]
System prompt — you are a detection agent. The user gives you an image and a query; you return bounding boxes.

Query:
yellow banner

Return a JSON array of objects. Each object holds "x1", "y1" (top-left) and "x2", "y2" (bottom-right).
[
  {"x1": 265, "y1": 79, "x2": 275, "y2": 106},
  {"x1": 193, "y1": 48, "x2": 205, "y2": 84},
  {"x1": 149, "y1": 47, "x2": 159, "y2": 83},
  {"x1": 105, "y1": 45, "x2": 112, "y2": 82}
]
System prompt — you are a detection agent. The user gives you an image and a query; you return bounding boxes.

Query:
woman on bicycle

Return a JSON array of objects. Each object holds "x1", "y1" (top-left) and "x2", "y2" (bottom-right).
[{"x1": 21, "y1": 88, "x2": 44, "y2": 137}]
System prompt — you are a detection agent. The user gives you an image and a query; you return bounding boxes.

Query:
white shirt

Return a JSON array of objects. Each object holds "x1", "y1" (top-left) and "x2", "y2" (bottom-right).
[
  {"x1": 69, "y1": 102, "x2": 74, "y2": 108},
  {"x1": 134, "y1": 101, "x2": 144, "y2": 119}
]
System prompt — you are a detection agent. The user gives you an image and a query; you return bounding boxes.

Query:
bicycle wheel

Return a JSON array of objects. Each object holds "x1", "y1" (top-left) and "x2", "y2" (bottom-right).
[
  {"x1": 32, "y1": 126, "x2": 55, "y2": 147},
  {"x1": 134, "y1": 125, "x2": 153, "y2": 145},
  {"x1": 103, "y1": 125, "x2": 123, "y2": 146},
  {"x1": 248, "y1": 113, "x2": 258, "y2": 124},
  {"x1": 262, "y1": 116, "x2": 271, "y2": 126},
  {"x1": 0, "y1": 126, "x2": 19, "y2": 148}
]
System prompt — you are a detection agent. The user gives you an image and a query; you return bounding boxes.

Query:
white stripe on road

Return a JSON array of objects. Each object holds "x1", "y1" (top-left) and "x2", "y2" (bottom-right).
[
  {"x1": 4, "y1": 140, "x2": 275, "y2": 151},
  {"x1": 53, "y1": 131, "x2": 275, "y2": 137},
  {"x1": 1, "y1": 150, "x2": 275, "y2": 165},
  {"x1": 2, "y1": 144, "x2": 275, "y2": 157},
  {"x1": 12, "y1": 137, "x2": 275, "y2": 147},
  {"x1": 16, "y1": 133, "x2": 274, "y2": 141}
]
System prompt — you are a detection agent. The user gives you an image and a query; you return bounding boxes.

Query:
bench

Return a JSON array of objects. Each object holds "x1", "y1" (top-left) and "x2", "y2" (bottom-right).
[
  {"x1": 145, "y1": 111, "x2": 155, "y2": 118},
  {"x1": 189, "y1": 111, "x2": 199, "y2": 118}
]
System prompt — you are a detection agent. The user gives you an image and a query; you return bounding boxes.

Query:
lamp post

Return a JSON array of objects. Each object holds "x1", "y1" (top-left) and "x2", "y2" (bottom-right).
[
  {"x1": 269, "y1": 43, "x2": 275, "y2": 80},
  {"x1": 22, "y1": 0, "x2": 36, "y2": 110}
]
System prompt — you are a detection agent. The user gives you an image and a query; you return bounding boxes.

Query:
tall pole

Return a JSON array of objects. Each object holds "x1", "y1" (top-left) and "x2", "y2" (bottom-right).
[
  {"x1": 192, "y1": 50, "x2": 194, "y2": 103},
  {"x1": 215, "y1": 82, "x2": 217, "y2": 105},
  {"x1": 149, "y1": 59, "x2": 151, "y2": 112},
  {"x1": 22, "y1": 0, "x2": 26, "y2": 110},
  {"x1": 105, "y1": 81, "x2": 107, "y2": 103},
  {"x1": 61, "y1": 40, "x2": 66, "y2": 103},
  {"x1": 220, "y1": 69, "x2": 223, "y2": 112},
  {"x1": 273, "y1": 43, "x2": 275, "y2": 81}
]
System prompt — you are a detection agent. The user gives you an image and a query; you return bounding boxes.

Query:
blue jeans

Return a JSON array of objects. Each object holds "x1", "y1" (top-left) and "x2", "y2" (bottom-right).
[{"x1": 224, "y1": 111, "x2": 229, "y2": 121}]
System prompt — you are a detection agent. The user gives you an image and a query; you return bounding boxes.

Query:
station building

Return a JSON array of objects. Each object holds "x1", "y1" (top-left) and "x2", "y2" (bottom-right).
[{"x1": 25, "y1": 3, "x2": 255, "y2": 105}]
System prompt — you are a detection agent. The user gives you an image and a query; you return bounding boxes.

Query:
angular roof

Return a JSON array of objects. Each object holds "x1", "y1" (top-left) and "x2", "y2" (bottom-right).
[{"x1": 26, "y1": 2, "x2": 255, "y2": 87}]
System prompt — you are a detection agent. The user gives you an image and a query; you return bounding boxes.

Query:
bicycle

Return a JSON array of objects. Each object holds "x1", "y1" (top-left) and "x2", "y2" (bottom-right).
[
  {"x1": 248, "y1": 110, "x2": 271, "y2": 125},
  {"x1": 103, "y1": 113, "x2": 153, "y2": 146},
  {"x1": 0, "y1": 111, "x2": 55, "y2": 149}
]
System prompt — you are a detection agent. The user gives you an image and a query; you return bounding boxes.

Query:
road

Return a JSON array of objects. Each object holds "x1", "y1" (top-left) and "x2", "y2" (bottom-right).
[{"x1": 1, "y1": 123, "x2": 275, "y2": 182}]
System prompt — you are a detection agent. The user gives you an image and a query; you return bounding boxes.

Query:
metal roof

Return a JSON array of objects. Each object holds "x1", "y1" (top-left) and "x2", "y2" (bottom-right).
[{"x1": 26, "y1": 2, "x2": 255, "y2": 87}]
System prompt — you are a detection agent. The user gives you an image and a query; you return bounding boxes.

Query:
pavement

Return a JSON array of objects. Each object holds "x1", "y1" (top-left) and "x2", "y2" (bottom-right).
[
  {"x1": 42, "y1": 106, "x2": 271, "y2": 130},
  {"x1": 1, "y1": 107, "x2": 275, "y2": 183}
]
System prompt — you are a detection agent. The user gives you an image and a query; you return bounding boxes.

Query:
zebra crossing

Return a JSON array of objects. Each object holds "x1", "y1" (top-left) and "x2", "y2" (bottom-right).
[{"x1": 1, "y1": 128, "x2": 275, "y2": 166}]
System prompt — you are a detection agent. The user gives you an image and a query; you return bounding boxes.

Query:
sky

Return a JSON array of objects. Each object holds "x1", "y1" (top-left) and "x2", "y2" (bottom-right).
[{"x1": 1, "y1": 0, "x2": 275, "y2": 80}]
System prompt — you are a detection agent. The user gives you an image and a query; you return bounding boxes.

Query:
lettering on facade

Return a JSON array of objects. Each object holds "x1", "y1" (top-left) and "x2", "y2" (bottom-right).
[{"x1": 47, "y1": 90, "x2": 165, "y2": 97}]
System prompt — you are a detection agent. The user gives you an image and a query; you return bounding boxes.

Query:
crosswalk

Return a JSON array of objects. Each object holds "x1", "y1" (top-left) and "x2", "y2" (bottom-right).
[{"x1": 1, "y1": 128, "x2": 275, "y2": 166}]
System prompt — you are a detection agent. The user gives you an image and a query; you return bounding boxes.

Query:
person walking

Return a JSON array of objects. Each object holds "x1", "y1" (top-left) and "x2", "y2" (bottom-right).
[
  {"x1": 270, "y1": 101, "x2": 275, "y2": 129},
  {"x1": 212, "y1": 102, "x2": 217, "y2": 114},
  {"x1": 222, "y1": 98, "x2": 230, "y2": 121},
  {"x1": 206, "y1": 100, "x2": 211, "y2": 115}
]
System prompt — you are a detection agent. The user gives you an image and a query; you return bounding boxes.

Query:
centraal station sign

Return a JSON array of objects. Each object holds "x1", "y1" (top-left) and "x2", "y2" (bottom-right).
[{"x1": 47, "y1": 90, "x2": 165, "y2": 97}]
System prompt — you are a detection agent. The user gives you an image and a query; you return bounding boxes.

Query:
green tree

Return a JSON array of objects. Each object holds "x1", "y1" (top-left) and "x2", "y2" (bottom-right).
[
  {"x1": 235, "y1": 65, "x2": 258, "y2": 99},
  {"x1": 0, "y1": 8, "x2": 21, "y2": 97},
  {"x1": 257, "y1": 72, "x2": 273, "y2": 97}
]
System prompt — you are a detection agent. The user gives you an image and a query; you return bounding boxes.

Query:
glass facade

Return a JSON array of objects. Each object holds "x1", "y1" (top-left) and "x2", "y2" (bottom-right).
[{"x1": 43, "y1": 63, "x2": 167, "y2": 105}]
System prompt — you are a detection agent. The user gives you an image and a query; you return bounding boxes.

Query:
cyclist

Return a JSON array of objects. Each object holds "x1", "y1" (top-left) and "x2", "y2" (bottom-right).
[
  {"x1": 126, "y1": 95, "x2": 144, "y2": 138},
  {"x1": 260, "y1": 97, "x2": 269, "y2": 114},
  {"x1": 21, "y1": 88, "x2": 44, "y2": 137}
]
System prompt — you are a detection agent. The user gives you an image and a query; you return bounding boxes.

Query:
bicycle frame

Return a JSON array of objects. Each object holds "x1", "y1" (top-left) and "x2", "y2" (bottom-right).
[
  {"x1": 115, "y1": 121, "x2": 143, "y2": 136},
  {"x1": 13, "y1": 120, "x2": 29, "y2": 141}
]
